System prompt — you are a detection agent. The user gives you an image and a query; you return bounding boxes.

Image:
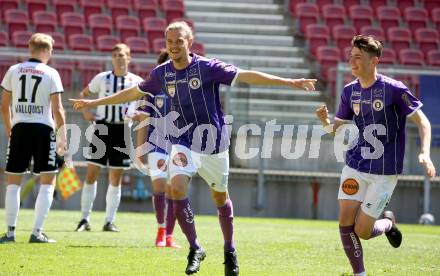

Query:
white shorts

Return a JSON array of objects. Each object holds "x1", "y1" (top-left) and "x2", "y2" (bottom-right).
[
  {"x1": 168, "y1": 144, "x2": 229, "y2": 192},
  {"x1": 338, "y1": 165, "x2": 398, "y2": 218},
  {"x1": 147, "y1": 152, "x2": 169, "y2": 181}
]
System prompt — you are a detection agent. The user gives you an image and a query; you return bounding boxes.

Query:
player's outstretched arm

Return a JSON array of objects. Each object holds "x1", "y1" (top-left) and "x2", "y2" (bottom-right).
[
  {"x1": 70, "y1": 86, "x2": 143, "y2": 111},
  {"x1": 409, "y1": 109, "x2": 436, "y2": 178},
  {"x1": 78, "y1": 87, "x2": 96, "y2": 121},
  {"x1": 235, "y1": 70, "x2": 317, "y2": 91},
  {"x1": 0, "y1": 90, "x2": 12, "y2": 136}
]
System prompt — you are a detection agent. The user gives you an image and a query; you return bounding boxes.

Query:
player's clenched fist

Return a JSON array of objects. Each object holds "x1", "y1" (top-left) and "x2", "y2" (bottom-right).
[{"x1": 315, "y1": 105, "x2": 330, "y2": 125}]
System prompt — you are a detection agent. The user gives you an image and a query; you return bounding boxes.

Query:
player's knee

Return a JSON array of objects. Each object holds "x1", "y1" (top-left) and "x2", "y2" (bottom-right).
[
  {"x1": 170, "y1": 183, "x2": 186, "y2": 199},
  {"x1": 354, "y1": 227, "x2": 371, "y2": 240}
]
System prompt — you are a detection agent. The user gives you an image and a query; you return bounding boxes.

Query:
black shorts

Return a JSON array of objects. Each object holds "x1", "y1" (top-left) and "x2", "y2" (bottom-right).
[
  {"x1": 86, "y1": 121, "x2": 131, "y2": 168},
  {"x1": 6, "y1": 123, "x2": 58, "y2": 174}
]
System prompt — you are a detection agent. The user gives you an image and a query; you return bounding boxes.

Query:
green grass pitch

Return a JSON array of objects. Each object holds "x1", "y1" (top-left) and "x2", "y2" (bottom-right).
[{"x1": 0, "y1": 209, "x2": 439, "y2": 275}]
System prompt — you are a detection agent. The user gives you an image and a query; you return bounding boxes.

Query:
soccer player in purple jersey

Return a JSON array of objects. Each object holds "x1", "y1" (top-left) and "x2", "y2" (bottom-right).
[
  {"x1": 316, "y1": 35, "x2": 436, "y2": 276},
  {"x1": 71, "y1": 21, "x2": 316, "y2": 275}
]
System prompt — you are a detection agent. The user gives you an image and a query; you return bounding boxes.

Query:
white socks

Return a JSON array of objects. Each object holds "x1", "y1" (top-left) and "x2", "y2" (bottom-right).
[
  {"x1": 32, "y1": 184, "x2": 55, "y2": 236},
  {"x1": 105, "y1": 184, "x2": 121, "y2": 224},
  {"x1": 81, "y1": 182, "x2": 97, "y2": 221},
  {"x1": 5, "y1": 184, "x2": 21, "y2": 237}
]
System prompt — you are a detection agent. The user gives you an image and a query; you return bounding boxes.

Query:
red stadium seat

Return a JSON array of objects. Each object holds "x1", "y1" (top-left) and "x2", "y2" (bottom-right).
[
  {"x1": 69, "y1": 34, "x2": 93, "y2": 51},
  {"x1": 423, "y1": 0, "x2": 440, "y2": 16},
  {"x1": 316, "y1": 46, "x2": 341, "y2": 80},
  {"x1": 349, "y1": 5, "x2": 373, "y2": 33},
  {"x1": 0, "y1": 0, "x2": 19, "y2": 18},
  {"x1": 433, "y1": 8, "x2": 440, "y2": 33},
  {"x1": 152, "y1": 38, "x2": 166, "y2": 54},
  {"x1": 377, "y1": 6, "x2": 400, "y2": 30},
  {"x1": 342, "y1": 46, "x2": 352, "y2": 62},
  {"x1": 133, "y1": 0, "x2": 158, "y2": 19},
  {"x1": 23, "y1": 0, "x2": 48, "y2": 19},
  {"x1": 77, "y1": 61, "x2": 104, "y2": 87},
  {"x1": 12, "y1": 31, "x2": 32, "y2": 48},
  {"x1": 125, "y1": 37, "x2": 150, "y2": 54},
  {"x1": 96, "y1": 35, "x2": 120, "y2": 52},
  {"x1": 316, "y1": 0, "x2": 333, "y2": 11},
  {"x1": 4, "y1": 10, "x2": 28, "y2": 39},
  {"x1": 143, "y1": 17, "x2": 167, "y2": 48},
  {"x1": 427, "y1": 50, "x2": 440, "y2": 66},
  {"x1": 295, "y1": 3, "x2": 319, "y2": 34},
  {"x1": 415, "y1": 28, "x2": 439, "y2": 54},
  {"x1": 50, "y1": 59, "x2": 75, "y2": 88},
  {"x1": 396, "y1": 0, "x2": 415, "y2": 15},
  {"x1": 116, "y1": 15, "x2": 141, "y2": 42},
  {"x1": 387, "y1": 27, "x2": 412, "y2": 54},
  {"x1": 0, "y1": 57, "x2": 17, "y2": 80},
  {"x1": 79, "y1": 0, "x2": 104, "y2": 23},
  {"x1": 48, "y1": 32, "x2": 66, "y2": 50},
  {"x1": 191, "y1": 41, "x2": 205, "y2": 56},
  {"x1": 399, "y1": 49, "x2": 424, "y2": 66},
  {"x1": 305, "y1": 24, "x2": 330, "y2": 57},
  {"x1": 380, "y1": 48, "x2": 397, "y2": 64},
  {"x1": 53, "y1": 0, "x2": 76, "y2": 21},
  {"x1": 322, "y1": 4, "x2": 346, "y2": 32},
  {"x1": 370, "y1": 0, "x2": 389, "y2": 13},
  {"x1": 288, "y1": 0, "x2": 307, "y2": 16},
  {"x1": 162, "y1": 0, "x2": 186, "y2": 24},
  {"x1": 89, "y1": 14, "x2": 113, "y2": 41},
  {"x1": 333, "y1": 25, "x2": 356, "y2": 50},
  {"x1": 404, "y1": 7, "x2": 428, "y2": 33},
  {"x1": 342, "y1": 0, "x2": 361, "y2": 7},
  {"x1": 107, "y1": 0, "x2": 131, "y2": 21},
  {"x1": 360, "y1": 26, "x2": 385, "y2": 42},
  {"x1": 33, "y1": 11, "x2": 57, "y2": 33},
  {"x1": 130, "y1": 62, "x2": 155, "y2": 78},
  {"x1": 61, "y1": 12, "x2": 85, "y2": 41},
  {"x1": 0, "y1": 31, "x2": 9, "y2": 47}
]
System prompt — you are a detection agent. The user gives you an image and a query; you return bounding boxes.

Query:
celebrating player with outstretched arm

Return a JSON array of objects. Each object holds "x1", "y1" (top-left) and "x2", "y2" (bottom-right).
[
  {"x1": 1, "y1": 33, "x2": 66, "y2": 243},
  {"x1": 316, "y1": 35, "x2": 436, "y2": 276},
  {"x1": 71, "y1": 21, "x2": 316, "y2": 276}
]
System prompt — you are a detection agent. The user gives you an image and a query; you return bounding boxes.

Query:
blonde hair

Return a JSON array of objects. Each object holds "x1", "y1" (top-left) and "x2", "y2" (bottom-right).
[
  {"x1": 165, "y1": 21, "x2": 193, "y2": 40},
  {"x1": 112, "y1": 43, "x2": 131, "y2": 56},
  {"x1": 28, "y1": 33, "x2": 54, "y2": 53}
]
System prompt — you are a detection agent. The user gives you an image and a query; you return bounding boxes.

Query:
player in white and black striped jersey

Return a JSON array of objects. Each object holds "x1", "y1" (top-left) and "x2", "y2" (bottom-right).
[{"x1": 74, "y1": 43, "x2": 143, "y2": 233}]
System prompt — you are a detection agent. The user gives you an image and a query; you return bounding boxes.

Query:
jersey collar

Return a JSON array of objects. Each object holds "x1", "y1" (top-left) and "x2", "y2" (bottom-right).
[{"x1": 28, "y1": 58, "x2": 42, "y2": 63}]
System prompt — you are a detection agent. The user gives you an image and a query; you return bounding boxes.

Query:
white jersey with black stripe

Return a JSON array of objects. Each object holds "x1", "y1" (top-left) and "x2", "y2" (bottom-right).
[
  {"x1": 0, "y1": 59, "x2": 64, "y2": 128},
  {"x1": 88, "y1": 71, "x2": 143, "y2": 123}
]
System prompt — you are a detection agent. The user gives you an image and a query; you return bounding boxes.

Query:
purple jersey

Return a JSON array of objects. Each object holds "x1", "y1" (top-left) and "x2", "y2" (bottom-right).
[
  {"x1": 335, "y1": 74, "x2": 422, "y2": 175},
  {"x1": 137, "y1": 93, "x2": 171, "y2": 154},
  {"x1": 137, "y1": 54, "x2": 239, "y2": 154}
]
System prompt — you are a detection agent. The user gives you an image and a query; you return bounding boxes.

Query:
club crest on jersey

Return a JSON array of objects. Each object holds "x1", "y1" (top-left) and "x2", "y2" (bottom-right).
[
  {"x1": 189, "y1": 77, "x2": 201, "y2": 90},
  {"x1": 373, "y1": 99, "x2": 384, "y2": 111},
  {"x1": 167, "y1": 84, "x2": 176, "y2": 97},
  {"x1": 352, "y1": 103, "x2": 360, "y2": 116},
  {"x1": 155, "y1": 97, "x2": 164, "y2": 108}
]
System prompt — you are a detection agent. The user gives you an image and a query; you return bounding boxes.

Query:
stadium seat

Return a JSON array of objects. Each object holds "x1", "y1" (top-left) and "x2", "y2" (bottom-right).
[
  {"x1": 0, "y1": 0, "x2": 19, "y2": 18},
  {"x1": 48, "y1": 32, "x2": 66, "y2": 50},
  {"x1": 316, "y1": 46, "x2": 341, "y2": 81},
  {"x1": 143, "y1": 17, "x2": 167, "y2": 48},
  {"x1": 377, "y1": 6, "x2": 400, "y2": 30},
  {"x1": 305, "y1": 24, "x2": 330, "y2": 57},
  {"x1": 404, "y1": 7, "x2": 428, "y2": 33},
  {"x1": 342, "y1": 46, "x2": 352, "y2": 62},
  {"x1": 399, "y1": 48, "x2": 424, "y2": 66},
  {"x1": 69, "y1": 34, "x2": 93, "y2": 51},
  {"x1": 370, "y1": 0, "x2": 389, "y2": 13},
  {"x1": 12, "y1": 31, "x2": 32, "y2": 48},
  {"x1": 116, "y1": 15, "x2": 141, "y2": 42},
  {"x1": 61, "y1": 12, "x2": 86, "y2": 41},
  {"x1": 130, "y1": 62, "x2": 155, "y2": 78},
  {"x1": 433, "y1": 8, "x2": 440, "y2": 33},
  {"x1": 316, "y1": 0, "x2": 333, "y2": 11},
  {"x1": 380, "y1": 48, "x2": 397, "y2": 64},
  {"x1": 77, "y1": 61, "x2": 104, "y2": 87},
  {"x1": 33, "y1": 11, "x2": 57, "y2": 33},
  {"x1": 133, "y1": 0, "x2": 158, "y2": 19},
  {"x1": 414, "y1": 28, "x2": 439, "y2": 54},
  {"x1": 322, "y1": 4, "x2": 346, "y2": 32},
  {"x1": 397, "y1": 0, "x2": 415, "y2": 15},
  {"x1": 79, "y1": 0, "x2": 103, "y2": 23},
  {"x1": 89, "y1": 14, "x2": 113, "y2": 41},
  {"x1": 0, "y1": 57, "x2": 17, "y2": 80},
  {"x1": 423, "y1": 0, "x2": 440, "y2": 16},
  {"x1": 50, "y1": 59, "x2": 75, "y2": 88},
  {"x1": 427, "y1": 50, "x2": 440, "y2": 66},
  {"x1": 4, "y1": 10, "x2": 28, "y2": 39},
  {"x1": 107, "y1": 0, "x2": 131, "y2": 21},
  {"x1": 349, "y1": 5, "x2": 373, "y2": 33},
  {"x1": 0, "y1": 31, "x2": 9, "y2": 47},
  {"x1": 125, "y1": 37, "x2": 150, "y2": 54},
  {"x1": 191, "y1": 41, "x2": 205, "y2": 56},
  {"x1": 342, "y1": 0, "x2": 361, "y2": 8},
  {"x1": 53, "y1": 0, "x2": 76, "y2": 21},
  {"x1": 152, "y1": 38, "x2": 166, "y2": 54},
  {"x1": 333, "y1": 25, "x2": 356, "y2": 49},
  {"x1": 288, "y1": 0, "x2": 307, "y2": 16},
  {"x1": 294, "y1": 3, "x2": 319, "y2": 34},
  {"x1": 96, "y1": 35, "x2": 120, "y2": 52},
  {"x1": 23, "y1": 0, "x2": 48, "y2": 19},
  {"x1": 387, "y1": 27, "x2": 412, "y2": 54},
  {"x1": 360, "y1": 26, "x2": 385, "y2": 42},
  {"x1": 162, "y1": 0, "x2": 186, "y2": 24}
]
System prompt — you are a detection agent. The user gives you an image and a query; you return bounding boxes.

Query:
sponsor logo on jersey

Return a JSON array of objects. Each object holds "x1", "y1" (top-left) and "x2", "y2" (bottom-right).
[
  {"x1": 373, "y1": 99, "x2": 384, "y2": 111},
  {"x1": 189, "y1": 78, "x2": 201, "y2": 90},
  {"x1": 165, "y1": 72, "x2": 175, "y2": 78},
  {"x1": 342, "y1": 178, "x2": 359, "y2": 195},
  {"x1": 188, "y1": 67, "x2": 198, "y2": 76},
  {"x1": 373, "y1": 89, "x2": 383, "y2": 97},
  {"x1": 361, "y1": 100, "x2": 371, "y2": 104},
  {"x1": 352, "y1": 91, "x2": 361, "y2": 96}
]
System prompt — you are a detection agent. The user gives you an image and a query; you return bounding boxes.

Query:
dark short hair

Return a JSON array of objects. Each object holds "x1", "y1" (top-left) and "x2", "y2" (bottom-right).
[{"x1": 351, "y1": 35, "x2": 383, "y2": 57}]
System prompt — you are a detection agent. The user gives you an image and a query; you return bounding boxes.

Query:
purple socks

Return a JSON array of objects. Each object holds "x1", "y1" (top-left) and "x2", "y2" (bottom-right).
[
  {"x1": 153, "y1": 193, "x2": 165, "y2": 226},
  {"x1": 165, "y1": 197, "x2": 176, "y2": 236},
  {"x1": 218, "y1": 199, "x2": 235, "y2": 252},
  {"x1": 173, "y1": 198, "x2": 200, "y2": 250},
  {"x1": 339, "y1": 225, "x2": 365, "y2": 274}
]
